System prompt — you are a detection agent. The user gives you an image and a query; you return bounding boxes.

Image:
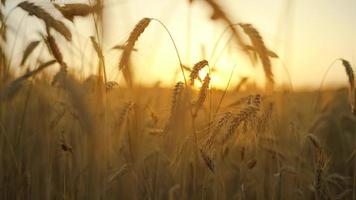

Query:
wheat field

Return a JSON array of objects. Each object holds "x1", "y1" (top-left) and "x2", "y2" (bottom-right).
[{"x1": 0, "y1": 0, "x2": 356, "y2": 199}]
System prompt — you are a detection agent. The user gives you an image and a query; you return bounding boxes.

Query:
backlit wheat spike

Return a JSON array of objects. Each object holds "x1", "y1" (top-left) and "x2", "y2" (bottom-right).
[
  {"x1": 194, "y1": 74, "x2": 210, "y2": 116},
  {"x1": 164, "y1": 82, "x2": 185, "y2": 133},
  {"x1": 340, "y1": 59, "x2": 355, "y2": 114},
  {"x1": 18, "y1": 1, "x2": 72, "y2": 41},
  {"x1": 46, "y1": 34, "x2": 65, "y2": 68},
  {"x1": 223, "y1": 104, "x2": 259, "y2": 144},
  {"x1": 190, "y1": 60, "x2": 208, "y2": 85},
  {"x1": 21, "y1": 40, "x2": 41, "y2": 66},
  {"x1": 119, "y1": 18, "x2": 151, "y2": 86},
  {"x1": 205, "y1": 111, "x2": 233, "y2": 150},
  {"x1": 117, "y1": 102, "x2": 134, "y2": 128},
  {"x1": 170, "y1": 82, "x2": 185, "y2": 116},
  {"x1": 341, "y1": 59, "x2": 354, "y2": 91},
  {"x1": 239, "y1": 23, "x2": 274, "y2": 85},
  {"x1": 54, "y1": 3, "x2": 99, "y2": 21}
]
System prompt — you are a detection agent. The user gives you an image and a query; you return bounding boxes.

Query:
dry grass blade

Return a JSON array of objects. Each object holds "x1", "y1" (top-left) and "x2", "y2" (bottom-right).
[
  {"x1": 54, "y1": 3, "x2": 99, "y2": 21},
  {"x1": 18, "y1": 1, "x2": 72, "y2": 41},
  {"x1": 21, "y1": 40, "x2": 41, "y2": 66},
  {"x1": 190, "y1": 60, "x2": 208, "y2": 85},
  {"x1": 239, "y1": 23, "x2": 274, "y2": 85},
  {"x1": 119, "y1": 18, "x2": 151, "y2": 86}
]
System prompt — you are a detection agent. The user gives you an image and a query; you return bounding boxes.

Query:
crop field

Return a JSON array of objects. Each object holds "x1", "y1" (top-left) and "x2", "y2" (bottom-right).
[{"x1": 0, "y1": 0, "x2": 356, "y2": 199}]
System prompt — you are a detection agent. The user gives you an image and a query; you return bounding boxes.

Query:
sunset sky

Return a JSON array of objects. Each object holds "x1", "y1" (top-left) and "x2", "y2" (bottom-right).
[{"x1": 4, "y1": 0, "x2": 356, "y2": 89}]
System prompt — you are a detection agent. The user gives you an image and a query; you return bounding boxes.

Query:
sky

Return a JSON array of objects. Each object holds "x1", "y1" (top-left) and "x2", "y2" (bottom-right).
[{"x1": 3, "y1": 0, "x2": 356, "y2": 90}]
